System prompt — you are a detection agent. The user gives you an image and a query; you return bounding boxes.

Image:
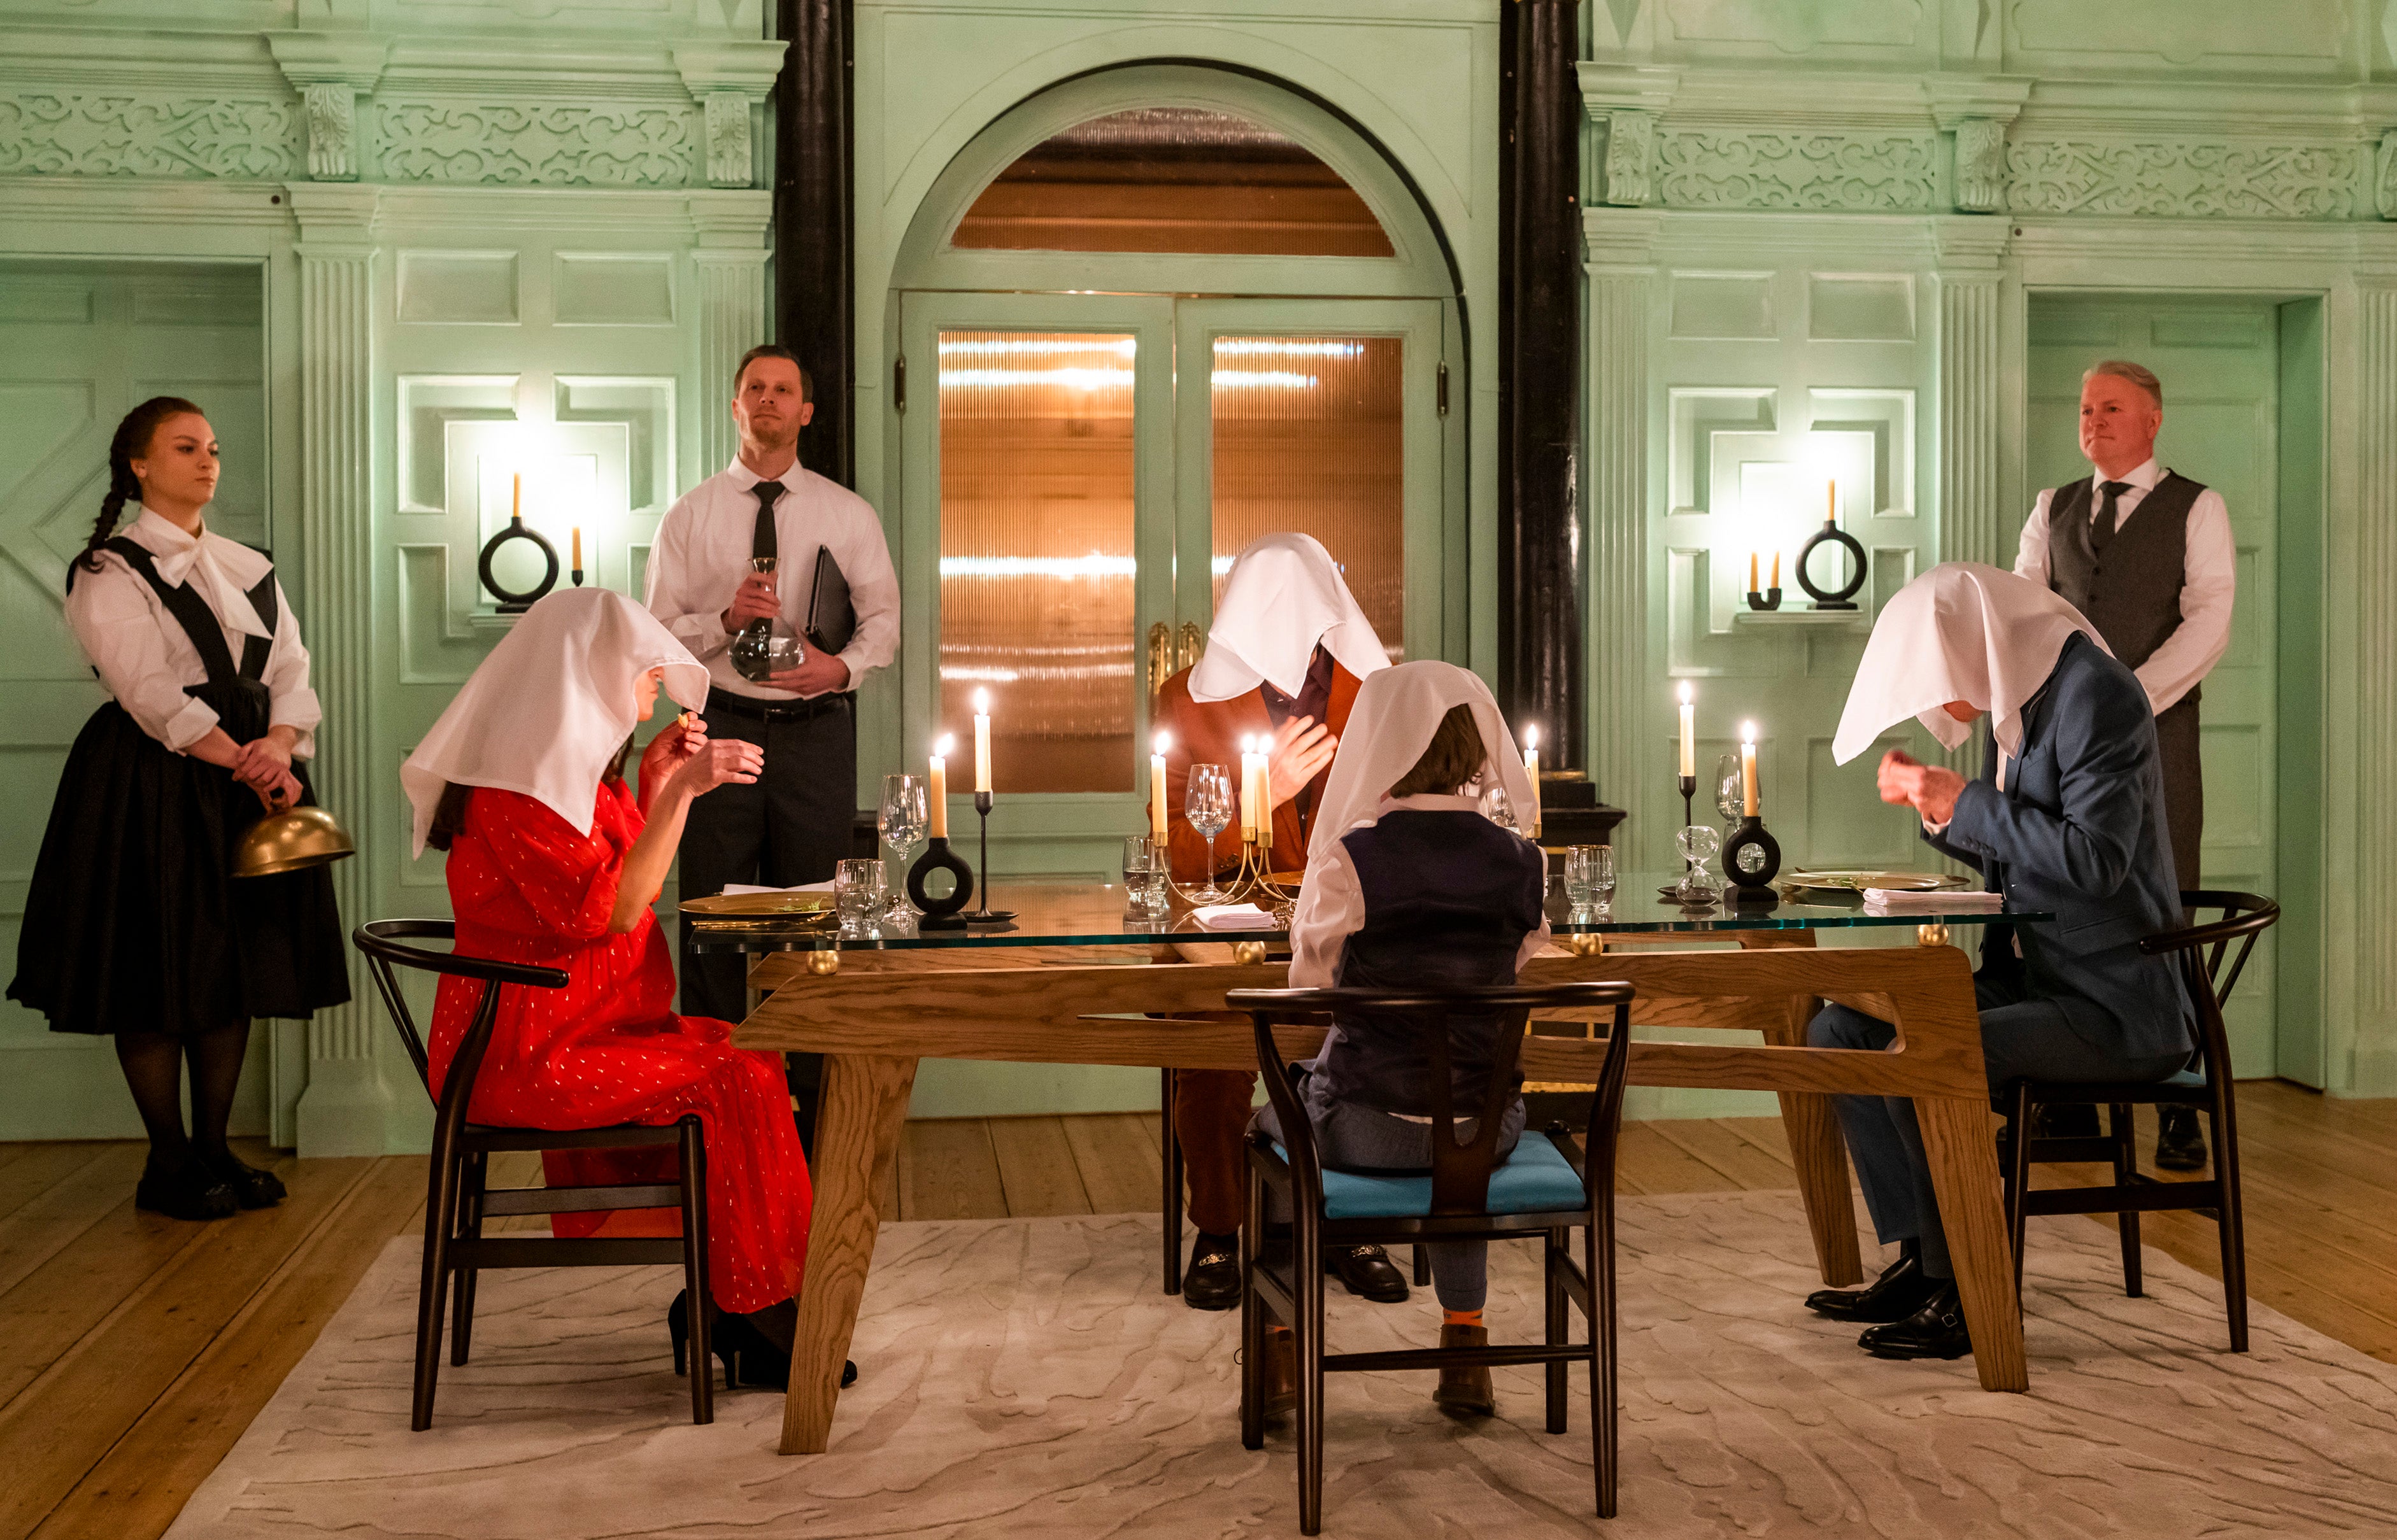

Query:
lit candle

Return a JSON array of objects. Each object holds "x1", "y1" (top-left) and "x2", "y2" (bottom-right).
[
  {"x1": 1677, "y1": 682, "x2": 1695, "y2": 779},
  {"x1": 1740, "y1": 722, "x2": 1759, "y2": 817},
  {"x1": 571, "y1": 525, "x2": 583, "y2": 571},
  {"x1": 1522, "y1": 724, "x2": 1541, "y2": 840},
  {"x1": 1826, "y1": 479, "x2": 1837, "y2": 524},
  {"x1": 511, "y1": 472, "x2": 522, "y2": 521},
  {"x1": 1749, "y1": 550, "x2": 1759, "y2": 593},
  {"x1": 1150, "y1": 730, "x2": 1170, "y2": 840},
  {"x1": 972, "y1": 689, "x2": 992, "y2": 794},
  {"x1": 928, "y1": 735, "x2": 951, "y2": 838},
  {"x1": 1239, "y1": 734, "x2": 1259, "y2": 838},
  {"x1": 1770, "y1": 549, "x2": 1779, "y2": 589}
]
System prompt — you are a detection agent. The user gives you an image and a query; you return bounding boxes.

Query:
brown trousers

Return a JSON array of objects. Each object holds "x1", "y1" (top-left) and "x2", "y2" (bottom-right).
[{"x1": 1173, "y1": 1068, "x2": 1258, "y2": 1236}]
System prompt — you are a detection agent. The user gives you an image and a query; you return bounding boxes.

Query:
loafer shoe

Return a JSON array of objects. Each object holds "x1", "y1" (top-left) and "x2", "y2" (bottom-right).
[
  {"x1": 1858, "y1": 1282, "x2": 1973, "y2": 1361},
  {"x1": 1325, "y1": 1243, "x2": 1409, "y2": 1304},
  {"x1": 203, "y1": 1150, "x2": 287, "y2": 1210},
  {"x1": 2154, "y1": 1106, "x2": 2209, "y2": 1172},
  {"x1": 1432, "y1": 1323, "x2": 1496, "y2": 1417},
  {"x1": 134, "y1": 1159, "x2": 238, "y2": 1222},
  {"x1": 1183, "y1": 1232, "x2": 1242, "y2": 1311},
  {"x1": 1805, "y1": 1246, "x2": 1937, "y2": 1324}
]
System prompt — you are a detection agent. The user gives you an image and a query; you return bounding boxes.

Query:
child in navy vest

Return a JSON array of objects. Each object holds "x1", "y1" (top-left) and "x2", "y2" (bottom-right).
[{"x1": 1258, "y1": 673, "x2": 1549, "y2": 1416}]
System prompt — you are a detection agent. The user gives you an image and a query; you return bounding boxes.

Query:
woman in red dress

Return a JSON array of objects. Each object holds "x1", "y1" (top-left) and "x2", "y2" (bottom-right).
[{"x1": 401, "y1": 588, "x2": 830, "y2": 1385}]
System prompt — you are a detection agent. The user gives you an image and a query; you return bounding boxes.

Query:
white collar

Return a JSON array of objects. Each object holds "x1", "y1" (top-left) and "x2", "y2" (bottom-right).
[
  {"x1": 125, "y1": 507, "x2": 272, "y2": 638},
  {"x1": 2089, "y1": 458, "x2": 2162, "y2": 493},
  {"x1": 1378, "y1": 793, "x2": 1483, "y2": 815},
  {"x1": 723, "y1": 454, "x2": 802, "y2": 491}
]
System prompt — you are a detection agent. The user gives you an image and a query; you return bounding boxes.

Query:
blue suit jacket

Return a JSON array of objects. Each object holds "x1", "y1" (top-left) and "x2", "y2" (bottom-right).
[{"x1": 1923, "y1": 632, "x2": 2191, "y2": 1061}]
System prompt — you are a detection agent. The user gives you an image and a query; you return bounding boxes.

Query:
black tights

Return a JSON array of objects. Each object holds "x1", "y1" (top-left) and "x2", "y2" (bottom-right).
[{"x1": 115, "y1": 1022, "x2": 250, "y2": 1170}]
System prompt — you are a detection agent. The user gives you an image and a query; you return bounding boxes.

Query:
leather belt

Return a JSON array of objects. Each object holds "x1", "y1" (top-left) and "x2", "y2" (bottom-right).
[{"x1": 706, "y1": 690, "x2": 853, "y2": 724}]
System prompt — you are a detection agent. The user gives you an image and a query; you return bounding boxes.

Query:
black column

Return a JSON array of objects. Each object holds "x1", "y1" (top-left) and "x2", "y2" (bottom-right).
[
  {"x1": 1497, "y1": 0, "x2": 1585, "y2": 777},
  {"x1": 773, "y1": 0, "x2": 855, "y2": 490}
]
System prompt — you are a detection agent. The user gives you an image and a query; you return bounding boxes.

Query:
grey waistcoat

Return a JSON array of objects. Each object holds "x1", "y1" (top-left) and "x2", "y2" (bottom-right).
[{"x1": 2045, "y1": 471, "x2": 2206, "y2": 707}]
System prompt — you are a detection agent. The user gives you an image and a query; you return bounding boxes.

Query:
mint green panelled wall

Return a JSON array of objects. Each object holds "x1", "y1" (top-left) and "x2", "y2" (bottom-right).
[
  {"x1": 1, "y1": 0, "x2": 783, "y2": 1152},
  {"x1": 1581, "y1": 0, "x2": 2397, "y2": 1099}
]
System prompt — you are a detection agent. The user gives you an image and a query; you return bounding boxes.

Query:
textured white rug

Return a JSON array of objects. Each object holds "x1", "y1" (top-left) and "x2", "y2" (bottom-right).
[{"x1": 169, "y1": 1193, "x2": 2397, "y2": 1538}]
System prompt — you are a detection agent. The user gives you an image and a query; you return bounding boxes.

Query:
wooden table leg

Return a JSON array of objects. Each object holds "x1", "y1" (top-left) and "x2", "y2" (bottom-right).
[
  {"x1": 1917, "y1": 1092, "x2": 2027, "y2": 1392},
  {"x1": 1740, "y1": 933, "x2": 1863, "y2": 1287},
  {"x1": 779, "y1": 1050, "x2": 918, "y2": 1454}
]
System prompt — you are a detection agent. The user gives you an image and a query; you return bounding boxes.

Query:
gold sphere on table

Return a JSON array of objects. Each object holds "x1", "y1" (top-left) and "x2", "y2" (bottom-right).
[
  {"x1": 1565, "y1": 932, "x2": 1602, "y2": 958},
  {"x1": 231, "y1": 805, "x2": 355, "y2": 879},
  {"x1": 805, "y1": 948, "x2": 842, "y2": 976},
  {"x1": 1917, "y1": 921, "x2": 1950, "y2": 948},
  {"x1": 1232, "y1": 940, "x2": 1268, "y2": 966}
]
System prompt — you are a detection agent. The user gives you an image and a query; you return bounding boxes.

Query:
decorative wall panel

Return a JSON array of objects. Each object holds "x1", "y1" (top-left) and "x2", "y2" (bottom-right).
[
  {"x1": 2004, "y1": 139, "x2": 2360, "y2": 220},
  {"x1": 1654, "y1": 129, "x2": 1937, "y2": 211},
  {"x1": 0, "y1": 91, "x2": 300, "y2": 178},
  {"x1": 379, "y1": 101, "x2": 699, "y2": 187},
  {"x1": 1669, "y1": 272, "x2": 1774, "y2": 337},
  {"x1": 1807, "y1": 274, "x2": 1914, "y2": 340},
  {"x1": 397, "y1": 252, "x2": 520, "y2": 325},
  {"x1": 553, "y1": 254, "x2": 677, "y2": 325}
]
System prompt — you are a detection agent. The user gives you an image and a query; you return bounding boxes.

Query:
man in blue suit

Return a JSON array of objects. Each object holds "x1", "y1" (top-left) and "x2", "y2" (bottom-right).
[{"x1": 1805, "y1": 564, "x2": 2191, "y2": 1360}]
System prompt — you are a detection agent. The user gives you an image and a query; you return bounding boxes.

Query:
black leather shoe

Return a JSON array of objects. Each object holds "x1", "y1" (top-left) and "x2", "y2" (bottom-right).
[
  {"x1": 134, "y1": 1158, "x2": 238, "y2": 1222},
  {"x1": 1805, "y1": 1243, "x2": 1937, "y2": 1324},
  {"x1": 2034, "y1": 1103, "x2": 2102, "y2": 1140},
  {"x1": 2154, "y1": 1106, "x2": 2209, "y2": 1172},
  {"x1": 1858, "y1": 1282, "x2": 1972, "y2": 1360},
  {"x1": 1183, "y1": 1232, "x2": 1242, "y2": 1311},
  {"x1": 201, "y1": 1148, "x2": 286, "y2": 1210},
  {"x1": 1325, "y1": 1243, "x2": 1409, "y2": 1303}
]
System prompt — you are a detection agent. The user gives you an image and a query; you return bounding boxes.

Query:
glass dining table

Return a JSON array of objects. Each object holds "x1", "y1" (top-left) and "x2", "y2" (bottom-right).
[{"x1": 715, "y1": 872, "x2": 2048, "y2": 1455}]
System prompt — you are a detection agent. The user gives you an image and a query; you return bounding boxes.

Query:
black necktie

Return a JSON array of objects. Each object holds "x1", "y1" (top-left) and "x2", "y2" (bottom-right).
[
  {"x1": 751, "y1": 480, "x2": 787, "y2": 562},
  {"x1": 2089, "y1": 480, "x2": 2133, "y2": 556}
]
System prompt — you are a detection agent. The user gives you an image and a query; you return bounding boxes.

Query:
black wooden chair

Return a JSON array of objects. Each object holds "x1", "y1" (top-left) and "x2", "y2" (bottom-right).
[
  {"x1": 354, "y1": 920, "x2": 714, "y2": 1429},
  {"x1": 1230, "y1": 982, "x2": 1637, "y2": 1533},
  {"x1": 2002, "y1": 890, "x2": 2279, "y2": 1352}
]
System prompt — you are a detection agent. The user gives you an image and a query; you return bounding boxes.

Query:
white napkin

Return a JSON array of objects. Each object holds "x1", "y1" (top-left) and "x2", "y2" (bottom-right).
[
  {"x1": 1192, "y1": 903, "x2": 1277, "y2": 931},
  {"x1": 1863, "y1": 887, "x2": 2005, "y2": 914},
  {"x1": 722, "y1": 881, "x2": 836, "y2": 896}
]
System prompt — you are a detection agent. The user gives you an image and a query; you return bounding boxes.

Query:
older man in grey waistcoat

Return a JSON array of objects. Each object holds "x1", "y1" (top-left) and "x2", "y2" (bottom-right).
[{"x1": 2014, "y1": 358, "x2": 2233, "y2": 1171}]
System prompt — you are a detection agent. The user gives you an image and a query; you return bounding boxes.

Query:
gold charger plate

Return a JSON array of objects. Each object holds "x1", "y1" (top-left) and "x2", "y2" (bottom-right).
[
  {"x1": 680, "y1": 891, "x2": 833, "y2": 917},
  {"x1": 1779, "y1": 869, "x2": 1967, "y2": 899}
]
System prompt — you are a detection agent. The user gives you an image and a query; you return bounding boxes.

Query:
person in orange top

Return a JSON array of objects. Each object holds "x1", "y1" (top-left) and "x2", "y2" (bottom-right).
[{"x1": 1153, "y1": 533, "x2": 1409, "y2": 1310}]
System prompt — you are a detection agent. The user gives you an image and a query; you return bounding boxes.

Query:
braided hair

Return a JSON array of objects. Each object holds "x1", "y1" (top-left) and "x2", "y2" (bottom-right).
[{"x1": 69, "y1": 395, "x2": 204, "y2": 593}]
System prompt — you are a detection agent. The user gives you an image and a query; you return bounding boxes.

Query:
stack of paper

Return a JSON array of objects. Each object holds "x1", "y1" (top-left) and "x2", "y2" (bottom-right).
[
  {"x1": 1862, "y1": 887, "x2": 2005, "y2": 914},
  {"x1": 1191, "y1": 903, "x2": 1277, "y2": 931}
]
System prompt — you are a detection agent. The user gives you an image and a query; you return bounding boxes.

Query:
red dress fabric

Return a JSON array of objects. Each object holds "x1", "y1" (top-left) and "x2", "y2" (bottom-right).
[{"x1": 428, "y1": 782, "x2": 810, "y2": 1313}]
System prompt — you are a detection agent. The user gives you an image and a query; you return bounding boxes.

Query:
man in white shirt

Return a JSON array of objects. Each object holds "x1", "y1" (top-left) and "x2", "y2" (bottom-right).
[
  {"x1": 2013, "y1": 358, "x2": 2233, "y2": 1171},
  {"x1": 646, "y1": 346, "x2": 900, "y2": 1105}
]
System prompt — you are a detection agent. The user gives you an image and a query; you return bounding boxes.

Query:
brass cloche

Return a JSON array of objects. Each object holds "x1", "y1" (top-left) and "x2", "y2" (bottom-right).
[{"x1": 231, "y1": 805, "x2": 357, "y2": 879}]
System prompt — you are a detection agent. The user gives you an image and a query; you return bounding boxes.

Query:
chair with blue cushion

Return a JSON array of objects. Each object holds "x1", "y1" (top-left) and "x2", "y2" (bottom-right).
[
  {"x1": 1228, "y1": 981, "x2": 1636, "y2": 1533},
  {"x1": 2002, "y1": 890, "x2": 2278, "y2": 1351}
]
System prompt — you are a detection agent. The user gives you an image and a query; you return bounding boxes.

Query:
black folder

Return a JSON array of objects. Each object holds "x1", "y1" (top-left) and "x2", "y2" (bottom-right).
[{"x1": 806, "y1": 546, "x2": 855, "y2": 655}]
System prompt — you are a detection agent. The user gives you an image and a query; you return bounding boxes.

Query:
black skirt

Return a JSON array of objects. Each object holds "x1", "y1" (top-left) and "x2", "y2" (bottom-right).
[{"x1": 6, "y1": 678, "x2": 350, "y2": 1036}]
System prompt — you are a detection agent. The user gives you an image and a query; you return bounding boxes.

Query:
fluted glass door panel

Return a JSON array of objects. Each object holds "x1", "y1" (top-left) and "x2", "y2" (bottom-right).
[{"x1": 936, "y1": 330, "x2": 1138, "y2": 795}]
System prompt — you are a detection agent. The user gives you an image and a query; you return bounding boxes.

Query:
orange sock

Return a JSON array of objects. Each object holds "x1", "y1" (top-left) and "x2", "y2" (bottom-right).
[{"x1": 1442, "y1": 1308, "x2": 1483, "y2": 1328}]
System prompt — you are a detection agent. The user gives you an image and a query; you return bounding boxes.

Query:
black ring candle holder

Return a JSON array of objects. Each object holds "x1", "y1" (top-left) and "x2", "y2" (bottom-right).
[
  {"x1": 906, "y1": 837, "x2": 974, "y2": 929},
  {"x1": 1796, "y1": 518, "x2": 1867, "y2": 611},
  {"x1": 477, "y1": 515, "x2": 559, "y2": 614},
  {"x1": 1720, "y1": 815, "x2": 1782, "y2": 906},
  {"x1": 1744, "y1": 586, "x2": 1782, "y2": 612},
  {"x1": 963, "y1": 789, "x2": 1017, "y2": 925}
]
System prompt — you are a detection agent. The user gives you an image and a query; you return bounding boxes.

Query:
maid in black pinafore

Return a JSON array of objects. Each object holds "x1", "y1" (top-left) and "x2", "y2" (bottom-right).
[{"x1": 7, "y1": 398, "x2": 349, "y2": 1220}]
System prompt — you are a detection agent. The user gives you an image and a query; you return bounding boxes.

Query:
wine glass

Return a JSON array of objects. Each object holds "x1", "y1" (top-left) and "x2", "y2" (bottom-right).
[
  {"x1": 1185, "y1": 763, "x2": 1234, "y2": 902},
  {"x1": 1714, "y1": 752, "x2": 1744, "y2": 842},
  {"x1": 878, "y1": 773, "x2": 928, "y2": 921}
]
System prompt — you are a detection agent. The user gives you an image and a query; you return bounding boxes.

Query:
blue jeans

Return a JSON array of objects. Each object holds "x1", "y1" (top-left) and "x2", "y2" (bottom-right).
[
  {"x1": 1808, "y1": 971, "x2": 2186, "y2": 1280},
  {"x1": 1252, "y1": 1093, "x2": 1528, "y2": 1311}
]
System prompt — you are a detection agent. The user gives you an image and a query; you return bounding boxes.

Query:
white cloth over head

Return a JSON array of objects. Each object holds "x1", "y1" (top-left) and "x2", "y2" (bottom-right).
[
  {"x1": 1186, "y1": 532, "x2": 1391, "y2": 703},
  {"x1": 1301, "y1": 660, "x2": 1537, "y2": 887},
  {"x1": 1832, "y1": 562, "x2": 2109, "y2": 766},
  {"x1": 402, "y1": 588, "x2": 709, "y2": 855}
]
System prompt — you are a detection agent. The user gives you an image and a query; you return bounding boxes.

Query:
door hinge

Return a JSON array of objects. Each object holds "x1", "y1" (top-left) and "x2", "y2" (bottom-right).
[
  {"x1": 1436, "y1": 360, "x2": 1449, "y2": 418},
  {"x1": 894, "y1": 353, "x2": 906, "y2": 413}
]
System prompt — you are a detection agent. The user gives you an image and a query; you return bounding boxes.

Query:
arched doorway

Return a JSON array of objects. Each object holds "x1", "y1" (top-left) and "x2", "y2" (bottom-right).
[{"x1": 888, "y1": 66, "x2": 1462, "y2": 867}]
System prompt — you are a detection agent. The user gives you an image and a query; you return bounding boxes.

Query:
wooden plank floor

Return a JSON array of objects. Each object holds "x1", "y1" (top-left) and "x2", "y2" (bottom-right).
[{"x1": 1, "y1": 1082, "x2": 2391, "y2": 1539}]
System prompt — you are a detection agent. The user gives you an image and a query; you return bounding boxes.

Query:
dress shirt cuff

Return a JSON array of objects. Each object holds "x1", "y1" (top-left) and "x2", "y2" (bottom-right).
[
  {"x1": 1921, "y1": 814, "x2": 1952, "y2": 837},
  {"x1": 161, "y1": 697, "x2": 220, "y2": 754}
]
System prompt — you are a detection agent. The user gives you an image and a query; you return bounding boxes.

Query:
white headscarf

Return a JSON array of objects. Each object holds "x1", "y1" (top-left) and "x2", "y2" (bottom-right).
[
  {"x1": 1187, "y1": 532, "x2": 1391, "y2": 702},
  {"x1": 402, "y1": 588, "x2": 709, "y2": 855},
  {"x1": 1832, "y1": 562, "x2": 2110, "y2": 766},
  {"x1": 1302, "y1": 661, "x2": 1537, "y2": 886}
]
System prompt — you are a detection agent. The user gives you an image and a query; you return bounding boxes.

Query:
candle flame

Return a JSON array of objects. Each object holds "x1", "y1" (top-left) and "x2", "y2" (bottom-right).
[
  {"x1": 935, "y1": 733, "x2": 953, "y2": 757},
  {"x1": 1741, "y1": 721, "x2": 1758, "y2": 745},
  {"x1": 1153, "y1": 730, "x2": 1170, "y2": 755},
  {"x1": 1523, "y1": 724, "x2": 1539, "y2": 751},
  {"x1": 973, "y1": 688, "x2": 990, "y2": 713},
  {"x1": 1679, "y1": 681, "x2": 1693, "y2": 704}
]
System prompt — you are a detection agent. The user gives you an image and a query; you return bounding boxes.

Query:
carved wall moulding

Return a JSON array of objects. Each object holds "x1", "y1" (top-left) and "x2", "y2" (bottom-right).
[
  {"x1": 0, "y1": 90, "x2": 300, "y2": 179},
  {"x1": 378, "y1": 101, "x2": 699, "y2": 187},
  {"x1": 2379, "y1": 131, "x2": 2396, "y2": 221},
  {"x1": 302, "y1": 83, "x2": 358, "y2": 181},
  {"x1": 1952, "y1": 118, "x2": 2007, "y2": 214},
  {"x1": 703, "y1": 91, "x2": 750, "y2": 189},
  {"x1": 1603, "y1": 109, "x2": 1656, "y2": 206},
  {"x1": 1654, "y1": 129, "x2": 1937, "y2": 213},
  {"x1": 2005, "y1": 138, "x2": 2361, "y2": 220}
]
